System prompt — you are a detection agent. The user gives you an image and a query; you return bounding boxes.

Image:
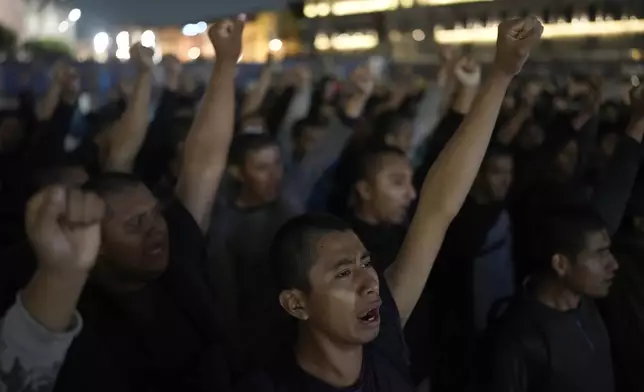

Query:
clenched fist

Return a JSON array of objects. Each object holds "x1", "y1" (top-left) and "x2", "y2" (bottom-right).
[
  {"x1": 26, "y1": 187, "x2": 105, "y2": 273},
  {"x1": 493, "y1": 17, "x2": 543, "y2": 77},
  {"x1": 130, "y1": 42, "x2": 154, "y2": 71},
  {"x1": 454, "y1": 57, "x2": 481, "y2": 87},
  {"x1": 209, "y1": 15, "x2": 246, "y2": 63}
]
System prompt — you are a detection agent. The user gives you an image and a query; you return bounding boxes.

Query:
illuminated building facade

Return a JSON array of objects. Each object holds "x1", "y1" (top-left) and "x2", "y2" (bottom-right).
[
  {"x1": 77, "y1": 11, "x2": 302, "y2": 64},
  {"x1": 294, "y1": 0, "x2": 644, "y2": 63}
]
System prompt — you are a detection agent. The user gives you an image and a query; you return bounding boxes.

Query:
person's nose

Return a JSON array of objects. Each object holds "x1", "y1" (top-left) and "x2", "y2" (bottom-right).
[
  {"x1": 607, "y1": 254, "x2": 619, "y2": 273},
  {"x1": 407, "y1": 184, "x2": 417, "y2": 202},
  {"x1": 358, "y1": 269, "x2": 379, "y2": 297}
]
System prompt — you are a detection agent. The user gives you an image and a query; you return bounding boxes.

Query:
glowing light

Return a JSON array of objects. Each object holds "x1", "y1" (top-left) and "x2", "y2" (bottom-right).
[
  {"x1": 68, "y1": 8, "x2": 81, "y2": 22},
  {"x1": 417, "y1": 0, "x2": 491, "y2": 4},
  {"x1": 183, "y1": 22, "x2": 208, "y2": 36},
  {"x1": 93, "y1": 32, "x2": 109, "y2": 54},
  {"x1": 317, "y1": 3, "x2": 331, "y2": 16},
  {"x1": 115, "y1": 48, "x2": 130, "y2": 60},
  {"x1": 314, "y1": 31, "x2": 379, "y2": 51},
  {"x1": 434, "y1": 18, "x2": 644, "y2": 44},
  {"x1": 331, "y1": 0, "x2": 398, "y2": 16},
  {"x1": 58, "y1": 21, "x2": 69, "y2": 33},
  {"x1": 412, "y1": 29, "x2": 426, "y2": 41},
  {"x1": 631, "y1": 49, "x2": 642, "y2": 61},
  {"x1": 400, "y1": 0, "x2": 414, "y2": 7},
  {"x1": 632, "y1": 75, "x2": 640, "y2": 87},
  {"x1": 141, "y1": 30, "x2": 155, "y2": 48},
  {"x1": 188, "y1": 47, "x2": 201, "y2": 60},
  {"x1": 303, "y1": 3, "x2": 317, "y2": 18},
  {"x1": 268, "y1": 39, "x2": 283, "y2": 52},
  {"x1": 116, "y1": 31, "x2": 130, "y2": 49}
]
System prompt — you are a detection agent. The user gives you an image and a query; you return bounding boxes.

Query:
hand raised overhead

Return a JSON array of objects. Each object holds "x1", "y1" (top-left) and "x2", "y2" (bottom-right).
[
  {"x1": 130, "y1": 42, "x2": 155, "y2": 71},
  {"x1": 26, "y1": 187, "x2": 105, "y2": 273},
  {"x1": 494, "y1": 16, "x2": 544, "y2": 76},
  {"x1": 208, "y1": 15, "x2": 246, "y2": 63},
  {"x1": 454, "y1": 56, "x2": 481, "y2": 87}
]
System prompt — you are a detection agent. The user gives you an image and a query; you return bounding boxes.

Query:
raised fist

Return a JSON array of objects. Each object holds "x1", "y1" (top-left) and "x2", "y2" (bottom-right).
[
  {"x1": 130, "y1": 43, "x2": 154, "y2": 71},
  {"x1": 454, "y1": 57, "x2": 481, "y2": 87},
  {"x1": 629, "y1": 84, "x2": 644, "y2": 121},
  {"x1": 493, "y1": 17, "x2": 543, "y2": 77},
  {"x1": 209, "y1": 15, "x2": 246, "y2": 63},
  {"x1": 162, "y1": 55, "x2": 183, "y2": 76},
  {"x1": 26, "y1": 187, "x2": 105, "y2": 273},
  {"x1": 351, "y1": 66, "x2": 375, "y2": 96}
]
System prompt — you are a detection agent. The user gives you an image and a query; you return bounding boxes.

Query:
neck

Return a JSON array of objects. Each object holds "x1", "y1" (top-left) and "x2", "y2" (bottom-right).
[
  {"x1": 470, "y1": 187, "x2": 492, "y2": 205},
  {"x1": 534, "y1": 276, "x2": 581, "y2": 312},
  {"x1": 354, "y1": 204, "x2": 380, "y2": 226},
  {"x1": 295, "y1": 325, "x2": 363, "y2": 388},
  {"x1": 236, "y1": 189, "x2": 269, "y2": 209}
]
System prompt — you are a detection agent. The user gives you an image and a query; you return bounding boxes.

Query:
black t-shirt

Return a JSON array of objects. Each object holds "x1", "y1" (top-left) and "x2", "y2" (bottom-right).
[
  {"x1": 487, "y1": 296, "x2": 614, "y2": 392},
  {"x1": 237, "y1": 278, "x2": 414, "y2": 392},
  {"x1": 53, "y1": 200, "x2": 232, "y2": 392}
]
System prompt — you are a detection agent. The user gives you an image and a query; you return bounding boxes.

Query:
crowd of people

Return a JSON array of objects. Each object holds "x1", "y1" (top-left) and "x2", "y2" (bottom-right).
[{"x1": 0, "y1": 13, "x2": 642, "y2": 392}]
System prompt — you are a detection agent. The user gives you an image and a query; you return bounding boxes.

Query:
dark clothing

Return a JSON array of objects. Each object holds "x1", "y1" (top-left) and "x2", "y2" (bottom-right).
[
  {"x1": 237, "y1": 278, "x2": 414, "y2": 392},
  {"x1": 422, "y1": 199, "x2": 514, "y2": 389},
  {"x1": 348, "y1": 215, "x2": 407, "y2": 273},
  {"x1": 207, "y1": 197, "x2": 299, "y2": 373},
  {"x1": 600, "y1": 235, "x2": 644, "y2": 392},
  {"x1": 52, "y1": 200, "x2": 232, "y2": 392},
  {"x1": 487, "y1": 297, "x2": 614, "y2": 392}
]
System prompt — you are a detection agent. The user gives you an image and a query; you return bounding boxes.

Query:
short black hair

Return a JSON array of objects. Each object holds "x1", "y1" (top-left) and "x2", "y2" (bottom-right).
[
  {"x1": 531, "y1": 206, "x2": 607, "y2": 274},
  {"x1": 270, "y1": 214, "x2": 353, "y2": 292},
  {"x1": 355, "y1": 144, "x2": 408, "y2": 184},
  {"x1": 371, "y1": 110, "x2": 412, "y2": 145},
  {"x1": 82, "y1": 172, "x2": 143, "y2": 198},
  {"x1": 228, "y1": 133, "x2": 278, "y2": 167},
  {"x1": 291, "y1": 117, "x2": 329, "y2": 141}
]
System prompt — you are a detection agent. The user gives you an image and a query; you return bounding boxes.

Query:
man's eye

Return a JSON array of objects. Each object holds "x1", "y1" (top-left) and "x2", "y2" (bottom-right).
[
  {"x1": 336, "y1": 270, "x2": 351, "y2": 279},
  {"x1": 362, "y1": 259, "x2": 373, "y2": 269}
]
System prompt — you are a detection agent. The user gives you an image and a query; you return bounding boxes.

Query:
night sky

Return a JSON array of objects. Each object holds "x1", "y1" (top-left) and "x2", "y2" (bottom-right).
[{"x1": 73, "y1": 0, "x2": 287, "y2": 36}]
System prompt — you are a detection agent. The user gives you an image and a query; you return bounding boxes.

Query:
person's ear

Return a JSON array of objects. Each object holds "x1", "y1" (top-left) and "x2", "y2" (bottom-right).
[
  {"x1": 355, "y1": 179, "x2": 372, "y2": 202},
  {"x1": 279, "y1": 290, "x2": 309, "y2": 321},
  {"x1": 228, "y1": 165, "x2": 243, "y2": 182},
  {"x1": 551, "y1": 253, "x2": 571, "y2": 278}
]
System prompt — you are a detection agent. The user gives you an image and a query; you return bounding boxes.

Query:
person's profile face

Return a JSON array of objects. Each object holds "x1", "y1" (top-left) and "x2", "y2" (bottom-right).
[
  {"x1": 240, "y1": 145, "x2": 283, "y2": 204},
  {"x1": 295, "y1": 126, "x2": 326, "y2": 159},
  {"x1": 303, "y1": 230, "x2": 381, "y2": 345},
  {"x1": 98, "y1": 184, "x2": 169, "y2": 283},
  {"x1": 482, "y1": 155, "x2": 513, "y2": 201},
  {"x1": 517, "y1": 123, "x2": 545, "y2": 150},
  {"x1": 564, "y1": 229, "x2": 618, "y2": 298},
  {"x1": 362, "y1": 154, "x2": 416, "y2": 225}
]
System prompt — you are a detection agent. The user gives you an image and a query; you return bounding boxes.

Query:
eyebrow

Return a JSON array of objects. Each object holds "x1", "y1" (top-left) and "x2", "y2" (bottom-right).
[{"x1": 330, "y1": 252, "x2": 371, "y2": 270}]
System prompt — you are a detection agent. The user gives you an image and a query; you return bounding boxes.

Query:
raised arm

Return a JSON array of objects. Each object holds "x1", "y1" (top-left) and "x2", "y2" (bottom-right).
[
  {"x1": 176, "y1": 17, "x2": 244, "y2": 232},
  {"x1": 102, "y1": 44, "x2": 154, "y2": 173},
  {"x1": 385, "y1": 17, "x2": 544, "y2": 325},
  {"x1": 1, "y1": 187, "x2": 104, "y2": 392}
]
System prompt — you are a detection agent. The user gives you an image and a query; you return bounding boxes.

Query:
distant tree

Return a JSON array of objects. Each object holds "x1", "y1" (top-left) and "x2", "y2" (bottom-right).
[
  {"x1": 23, "y1": 39, "x2": 74, "y2": 60},
  {"x1": 0, "y1": 24, "x2": 18, "y2": 53}
]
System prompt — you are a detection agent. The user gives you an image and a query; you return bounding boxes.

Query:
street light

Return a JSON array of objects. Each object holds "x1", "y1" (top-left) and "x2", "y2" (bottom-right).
[
  {"x1": 141, "y1": 30, "x2": 156, "y2": 48},
  {"x1": 68, "y1": 8, "x2": 81, "y2": 22},
  {"x1": 93, "y1": 32, "x2": 109, "y2": 54},
  {"x1": 268, "y1": 38, "x2": 283, "y2": 52},
  {"x1": 58, "y1": 21, "x2": 69, "y2": 33}
]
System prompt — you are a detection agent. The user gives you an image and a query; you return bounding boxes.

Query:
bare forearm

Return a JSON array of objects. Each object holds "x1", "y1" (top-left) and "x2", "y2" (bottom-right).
[
  {"x1": 452, "y1": 85, "x2": 478, "y2": 115},
  {"x1": 104, "y1": 71, "x2": 152, "y2": 172},
  {"x1": 242, "y1": 69, "x2": 271, "y2": 116},
  {"x1": 497, "y1": 105, "x2": 531, "y2": 145},
  {"x1": 177, "y1": 61, "x2": 236, "y2": 231},
  {"x1": 36, "y1": 83, "x2": 62, "y2": 122},
  {"x1": 387, "y1": 71, "x2": 512, "y2": 323},
  {"x1": 21, "y1": 268, "x2": 88, "y2": 333}
]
